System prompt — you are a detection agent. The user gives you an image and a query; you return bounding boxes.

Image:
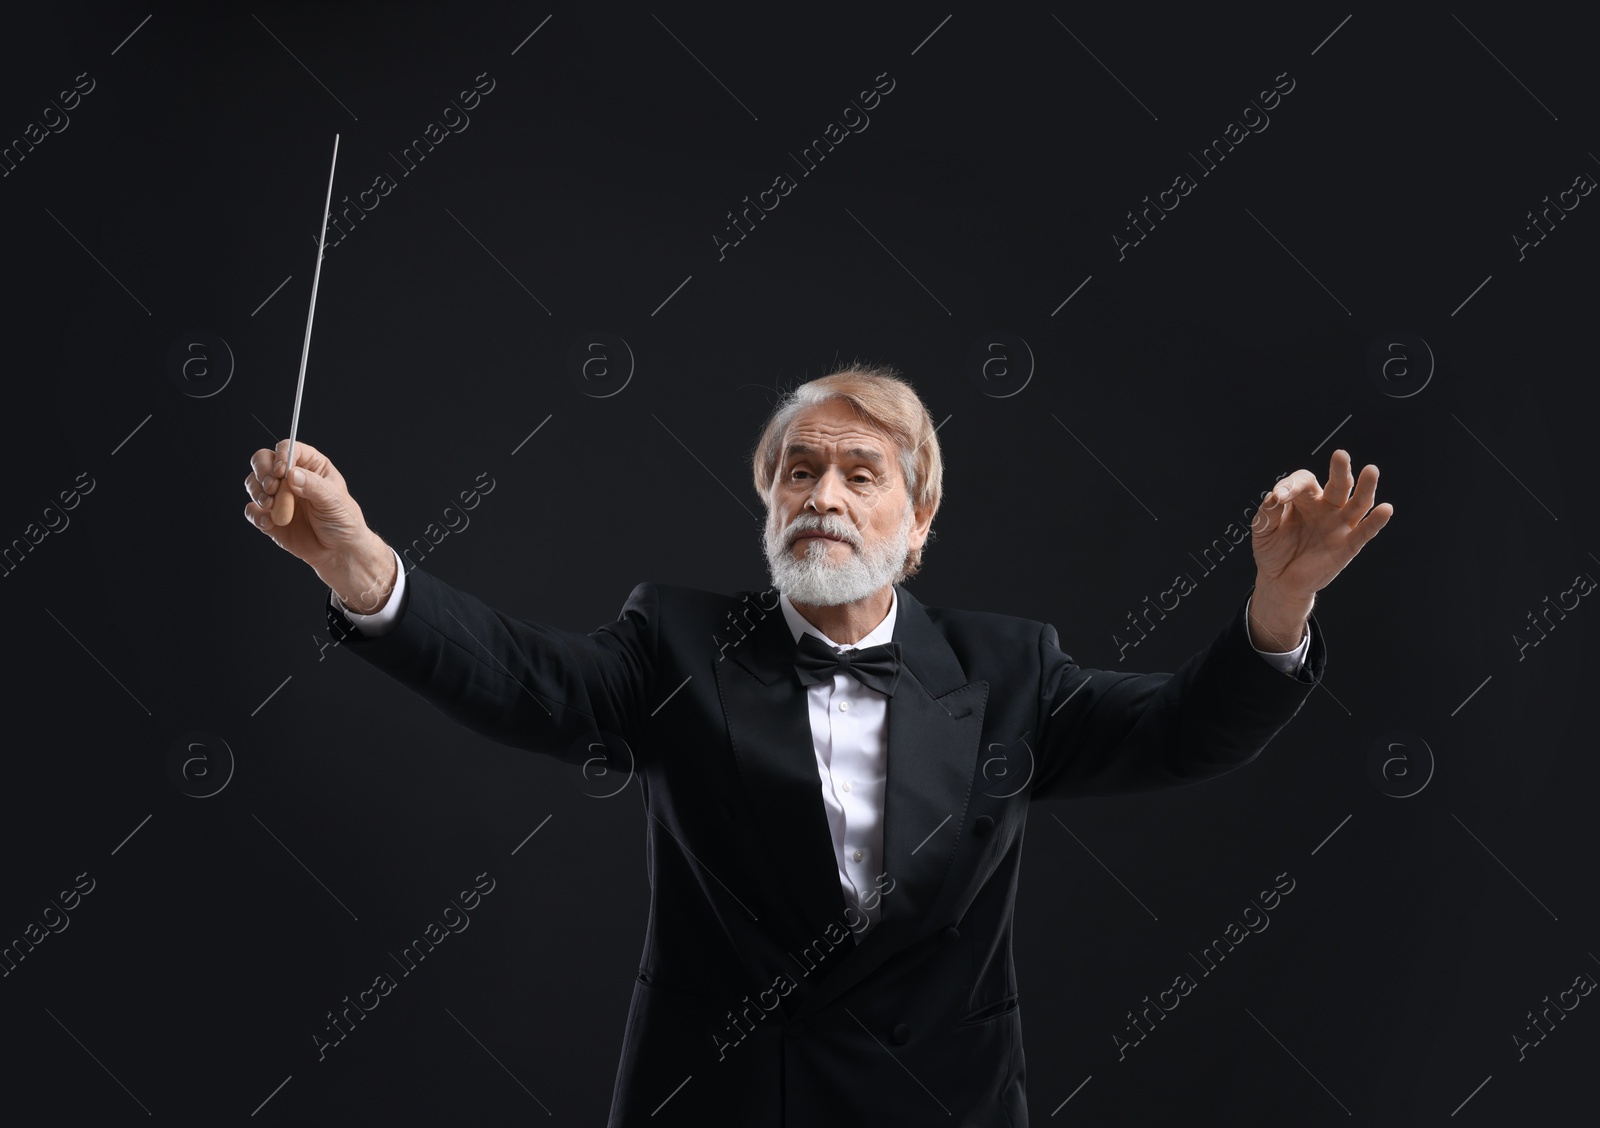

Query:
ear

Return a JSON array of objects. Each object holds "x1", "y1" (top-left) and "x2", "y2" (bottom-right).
[{"x1": 908, "y1": 499, "x2": 936, "y2": 550}]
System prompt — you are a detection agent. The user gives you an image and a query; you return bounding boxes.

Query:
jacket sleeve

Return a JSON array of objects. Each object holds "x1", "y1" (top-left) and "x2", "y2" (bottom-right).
[
  {"x1": 325, "y1": 565, "x2": 659, "y2": 759},
  {"x1": 1028, "y1": 586, "x2": 1325, "y2": 800}
]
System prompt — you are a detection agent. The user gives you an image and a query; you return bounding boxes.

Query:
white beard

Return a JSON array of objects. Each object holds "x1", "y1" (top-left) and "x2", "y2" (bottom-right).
[{"x1": 763, "y1": 499, "x2": 913, "y2": 607}]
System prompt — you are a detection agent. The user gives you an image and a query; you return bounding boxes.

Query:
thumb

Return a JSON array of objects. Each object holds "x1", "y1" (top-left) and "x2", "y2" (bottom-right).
[{"x1": 288, "y1": 465, "x2": 345, "y2": 514}]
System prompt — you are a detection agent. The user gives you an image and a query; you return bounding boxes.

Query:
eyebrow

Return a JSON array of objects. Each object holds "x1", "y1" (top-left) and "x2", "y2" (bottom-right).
[{"x1": 784, "y1": 442, "x2": 887, "y2": 469}]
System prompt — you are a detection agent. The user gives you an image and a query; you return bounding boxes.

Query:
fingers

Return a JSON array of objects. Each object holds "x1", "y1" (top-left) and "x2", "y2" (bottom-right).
[
  {"x1": 1325, "y1": 449, "x2": 1355, "y2": 505},
  {"x1": 270, "y1": 439, "x2": 345, "y2": 490},
  {"x1": 1350, "y1": 500, "x2": 1394, "y2": 549},
  {"x1": 247, "y1": 440, "x2": 345, "y2": 500},
  {"x1": 1346, "y1": 462, "x2": 1380, "y2": 520},
  {"x1": 243, "y1": 496, "x2": 276, "y2": 534},
  {"x1": 1265, "y1": 468, "x2": 1319, "y2": 511}
]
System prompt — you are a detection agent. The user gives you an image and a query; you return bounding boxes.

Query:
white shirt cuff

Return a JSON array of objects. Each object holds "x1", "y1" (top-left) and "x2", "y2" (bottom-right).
[
  {"x1": 1245, "y1": 593, "x2": 1310, "y2": 675},
  {"x1": 330, "y1": 546, "x2": 407, "y2": 636}
]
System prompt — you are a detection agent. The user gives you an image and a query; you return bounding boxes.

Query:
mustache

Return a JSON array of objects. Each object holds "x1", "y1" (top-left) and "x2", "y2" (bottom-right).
[{"x1": 783, "y1": 513, "x2": 860, "y2": 548}]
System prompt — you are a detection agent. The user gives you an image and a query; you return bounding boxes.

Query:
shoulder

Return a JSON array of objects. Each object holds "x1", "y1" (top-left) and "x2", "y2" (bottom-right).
[
  {"x1": 913, "y1": 593, "x2": 1051, "y2": 650},
  {"x1": 617, "y1": 581, "x2": 776, "y2": 619}
]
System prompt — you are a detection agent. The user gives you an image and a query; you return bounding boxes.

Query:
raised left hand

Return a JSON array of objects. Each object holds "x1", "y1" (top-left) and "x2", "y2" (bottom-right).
[{"x1": 1252, "y1": 449, "x2": 1393, "y2": 599}]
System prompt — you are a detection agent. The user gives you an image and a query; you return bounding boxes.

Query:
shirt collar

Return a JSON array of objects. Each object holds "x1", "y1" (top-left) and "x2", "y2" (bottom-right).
[{"x1": 779, "y1": 587, "x2": 898, "y2": 651}]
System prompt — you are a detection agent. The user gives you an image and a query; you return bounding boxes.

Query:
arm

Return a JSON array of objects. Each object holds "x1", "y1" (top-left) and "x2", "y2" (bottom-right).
[
  {"x1": 242, "y1": 439, "x2": 658, "y2": 758},
  {"x1": 1028, "y1": 585, "x2": 1324, "y2": 801},
  {"x1": 1025, "y1": 445, "x2": 1391, "y2": 800},
  {"x1": 328, "y1": 559, "x2": 660, "y2": 757}
]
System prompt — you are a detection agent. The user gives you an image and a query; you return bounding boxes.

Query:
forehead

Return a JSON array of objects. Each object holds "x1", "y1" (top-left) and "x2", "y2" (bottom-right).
[{"x1": 781, "y1": 399, "x2": 894, "y2": 456}]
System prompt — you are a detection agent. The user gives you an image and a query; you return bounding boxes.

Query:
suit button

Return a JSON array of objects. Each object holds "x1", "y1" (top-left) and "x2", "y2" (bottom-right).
[
  {"x1": 943, "y1": 925, "x2": 960, "y2": 943},
  {"x1": 787, "y1": 1020, "x2": 807, "y2": 1039},
  {"x1": 973, "y1": 815, "x2": 994, "y2": 839},
  {"x1": 891, "y1": 1023, "x2": 910, "y2": 1045},
  {"x1": 637, "y1": 971, "x2": 651, "y2": 984}
]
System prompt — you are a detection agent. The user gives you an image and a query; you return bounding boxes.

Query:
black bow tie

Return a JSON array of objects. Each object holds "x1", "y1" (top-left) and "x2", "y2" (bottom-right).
[{"x1": 793, "y1": 632, "x2": 903, "y2": 697}]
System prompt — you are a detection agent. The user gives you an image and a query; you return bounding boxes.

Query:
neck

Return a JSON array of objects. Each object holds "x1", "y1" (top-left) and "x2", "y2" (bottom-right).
[{"x1": 788, "y1": 584, "x2": 894, "y2": 645}]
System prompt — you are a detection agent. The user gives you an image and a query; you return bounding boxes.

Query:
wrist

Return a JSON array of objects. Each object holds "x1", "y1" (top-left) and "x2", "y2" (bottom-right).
[
  {"x1": 323, "y1": 533, "x2": 396, "y2": 614},
  {"x1": 1249, "y1": 579, "x2": 1314, "y2": 651}
]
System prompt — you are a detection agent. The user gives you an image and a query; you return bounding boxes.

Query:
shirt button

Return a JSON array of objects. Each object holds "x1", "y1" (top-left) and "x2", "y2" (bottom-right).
[
  {"x1": 839, "y1": 700, "x2": 850, "y2": 712},
  {"x1": 841, "y1": 780, "x2": 852, "y2": 793},
  {"x1": 853, "y1": 849, "x2": 863, "y2": 862}
]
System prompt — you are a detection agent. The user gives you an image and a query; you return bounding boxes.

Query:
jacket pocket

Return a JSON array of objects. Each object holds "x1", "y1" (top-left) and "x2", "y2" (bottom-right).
[{"x1": 960, "y1": 992, "x2": 1019, "y2": 1025}]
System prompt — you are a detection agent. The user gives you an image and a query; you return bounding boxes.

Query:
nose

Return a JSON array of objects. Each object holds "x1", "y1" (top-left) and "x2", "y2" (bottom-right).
[{"x1": 805, "y1": 467, "x2": 849, "y2": 519}]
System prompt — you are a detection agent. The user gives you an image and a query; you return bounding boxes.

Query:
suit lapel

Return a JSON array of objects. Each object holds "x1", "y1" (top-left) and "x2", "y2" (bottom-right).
[{"x1": 718, "y1": 583, "x2": 989, "y2": 1019}]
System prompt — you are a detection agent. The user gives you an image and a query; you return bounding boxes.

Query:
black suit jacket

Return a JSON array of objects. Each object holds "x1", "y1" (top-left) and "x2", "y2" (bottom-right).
[{"x1": 327, "y1": 568, "x2": 1325, "y2": 1126}]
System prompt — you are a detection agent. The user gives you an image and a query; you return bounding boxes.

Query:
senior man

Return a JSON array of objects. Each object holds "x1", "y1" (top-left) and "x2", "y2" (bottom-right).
[{"x1": 243, "y1": 364, "x2": 1391, "y2": 1126}]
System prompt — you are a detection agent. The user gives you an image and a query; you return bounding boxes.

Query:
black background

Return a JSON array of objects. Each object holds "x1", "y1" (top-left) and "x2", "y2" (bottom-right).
[{"x1": 2, "y1": 3, "x2": 1595, "y2": 1124}]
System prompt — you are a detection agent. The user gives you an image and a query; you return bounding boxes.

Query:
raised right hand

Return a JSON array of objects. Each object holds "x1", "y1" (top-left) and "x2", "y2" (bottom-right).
[{"x1": 243, "y1": 440, "x2": 395, "y2": 611}]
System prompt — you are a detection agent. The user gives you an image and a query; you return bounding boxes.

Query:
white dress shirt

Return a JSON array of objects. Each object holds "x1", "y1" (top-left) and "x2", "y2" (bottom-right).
[{"x1": 332, "y1": 550, "x2": 1310, "y2": 943}]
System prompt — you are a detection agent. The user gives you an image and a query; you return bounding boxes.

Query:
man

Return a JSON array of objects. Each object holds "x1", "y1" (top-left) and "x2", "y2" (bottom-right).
[{"x1": 242, "y1": 364, "x2": 1391, "y2": 1125}]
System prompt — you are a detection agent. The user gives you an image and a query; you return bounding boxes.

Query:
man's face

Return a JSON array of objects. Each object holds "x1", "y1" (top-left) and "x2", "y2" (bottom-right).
[{"x1": 762, "y1": 398, "x2": 932, "y2": 605}]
